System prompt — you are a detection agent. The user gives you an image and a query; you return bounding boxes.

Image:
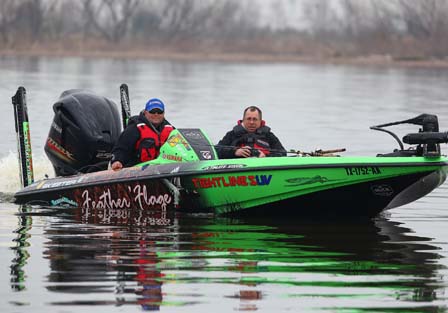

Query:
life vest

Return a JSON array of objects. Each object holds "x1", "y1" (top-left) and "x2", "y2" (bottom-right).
[
  {"x1": 135, "y1": 123, "x2": 174, "y2": 162},
  {"x1": 232, "y1": 120, "x2": 272, "y2": 156}
]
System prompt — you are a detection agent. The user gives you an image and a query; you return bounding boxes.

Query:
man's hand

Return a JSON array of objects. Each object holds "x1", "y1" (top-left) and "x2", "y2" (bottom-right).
[
  {"x1": 234, "y1": 146, "x2": 264, "y2": 158},
  {"x1": 111, "y1": 161, "x2": 123, "y2": 171},
  {"x1": 234, "y1": 146, "x2": 252, "y2": 158}
]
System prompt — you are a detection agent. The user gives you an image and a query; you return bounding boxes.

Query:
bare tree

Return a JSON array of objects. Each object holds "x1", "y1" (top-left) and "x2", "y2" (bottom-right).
[
  {"x1": 303, "y1": 0, "x2": 338, "y2": 38},
  {"x1": 17, "y1": 0, "x2": 46, "y2": 41},
  {"x1": 398, "y1": 0, "x2": 448, "y2": 39},
  {"x1": 0, "y1": 0, "x2": 20, "y2": 44},
  {"x1": 369, "y1": 0, "x2": 401, "y2": 36},
  {"x1": 82, "y1": 0, "x2": 141, "y2": 43},
  {"x1": 45, "y1": 1, "x2": 83, "y2": 41}
]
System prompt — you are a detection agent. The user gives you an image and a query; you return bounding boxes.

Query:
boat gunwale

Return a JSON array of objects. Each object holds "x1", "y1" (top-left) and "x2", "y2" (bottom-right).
[{"x1": 14, "y1": 158, "x2": 448, "y2": 198}]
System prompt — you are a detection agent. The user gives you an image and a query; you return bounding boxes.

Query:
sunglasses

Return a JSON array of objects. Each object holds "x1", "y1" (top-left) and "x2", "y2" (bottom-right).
[{"x1": 148, "y1": 109, "x2": 164, "y2": 114}]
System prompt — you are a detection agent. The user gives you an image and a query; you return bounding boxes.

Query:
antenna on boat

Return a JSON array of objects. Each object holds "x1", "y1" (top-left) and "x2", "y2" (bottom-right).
[
  {"x1": 12, "y1": 87, "x2": 34, "y2": 187},
  {"x1": 120, "y1": 83, "x2": 131, "y2": 129}
]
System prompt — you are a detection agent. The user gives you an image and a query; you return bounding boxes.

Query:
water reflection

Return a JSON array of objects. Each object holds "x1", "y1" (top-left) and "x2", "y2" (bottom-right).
[
  {"x1": 10, "y1": 206, "x2": 446, "y2": 311},
  {"x1": 10, "y1": 206, "x2": 32, "y2": 291}
]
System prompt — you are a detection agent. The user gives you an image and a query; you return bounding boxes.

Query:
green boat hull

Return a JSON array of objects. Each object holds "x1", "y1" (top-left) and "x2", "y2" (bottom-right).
[
  {"x1": 14, "y1": 153, "x2": 448, "y2": 218},
  {"x1": 180, "y1": 156, "x2": 447, "y2": 216}
]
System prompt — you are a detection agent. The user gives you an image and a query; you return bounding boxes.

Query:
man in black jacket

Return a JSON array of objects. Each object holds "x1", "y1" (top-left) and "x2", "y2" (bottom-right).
[
  {"x1": 111, "y1": 98, "x2": 174, "y2": 170},
  {"x1": 216, "y1": 106, "x2": 286, "y2": 159}
]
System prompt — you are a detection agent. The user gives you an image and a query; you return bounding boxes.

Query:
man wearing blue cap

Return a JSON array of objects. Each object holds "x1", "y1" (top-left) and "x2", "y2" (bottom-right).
[{"x1": 111, "y1": 98, "x2": 174, "y2": 170}]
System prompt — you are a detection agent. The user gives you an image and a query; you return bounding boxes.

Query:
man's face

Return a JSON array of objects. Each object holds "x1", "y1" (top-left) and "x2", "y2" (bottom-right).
[
  {"x1": 144, "y1": 109, "x2": 165, "y2": 126},
  {"x1": 242, "y1": 110, "x2": 261, "y2": 133}
]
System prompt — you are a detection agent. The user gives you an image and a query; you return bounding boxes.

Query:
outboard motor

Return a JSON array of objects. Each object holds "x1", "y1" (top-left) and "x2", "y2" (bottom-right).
[{"x1": 44, "y1": 90, "x2": 122, "y2": 176}]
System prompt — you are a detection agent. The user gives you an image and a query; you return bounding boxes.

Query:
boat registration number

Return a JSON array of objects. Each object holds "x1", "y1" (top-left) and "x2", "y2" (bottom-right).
[{"x1": 344, "y1": 166, "x2": 381, "y2": 176}]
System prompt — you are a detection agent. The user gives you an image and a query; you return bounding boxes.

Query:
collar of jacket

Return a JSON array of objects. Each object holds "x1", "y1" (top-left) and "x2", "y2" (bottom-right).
[{"x1": 233, "y1": 120, "x2": 270, "y2": 135}]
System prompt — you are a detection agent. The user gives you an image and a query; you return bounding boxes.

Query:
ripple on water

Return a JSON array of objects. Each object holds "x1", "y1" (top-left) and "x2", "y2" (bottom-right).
[{"x1": 3, "y1": 205, "x2": 446, "y2": 311}]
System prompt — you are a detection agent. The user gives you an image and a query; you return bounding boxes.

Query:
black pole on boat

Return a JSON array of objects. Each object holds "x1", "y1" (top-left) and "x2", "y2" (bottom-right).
[
  {"x1": 120, "y1": 83, "x2": 131, "y2": 129},
  {"x1": 12, "y1": 87, "x2": 34, "y2": 188}
]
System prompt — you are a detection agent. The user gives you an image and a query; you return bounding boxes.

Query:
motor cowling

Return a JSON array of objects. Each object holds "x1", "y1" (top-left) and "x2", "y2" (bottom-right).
[{"x1": 44, "y1": 90, "x2": 122, "y2": 176}]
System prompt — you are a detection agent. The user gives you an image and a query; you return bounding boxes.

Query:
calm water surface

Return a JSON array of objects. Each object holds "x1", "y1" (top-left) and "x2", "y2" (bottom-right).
[{"x1": 1, "y1": 56, "x2": 448, "y2": 312}]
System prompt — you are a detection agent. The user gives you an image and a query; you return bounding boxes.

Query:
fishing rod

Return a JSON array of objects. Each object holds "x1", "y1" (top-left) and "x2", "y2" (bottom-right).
[
  {"x1": 12, "y1": 87, "x2": 34, "y2": 188},
  {"x1": 289, "y1": 148, "x2": 347, "y2": 157},
  {"x1": 120, "y1": 83, "x2": 131, "y2": 129},
  {"x1": 186, "y1": 142, "x2": 346, "y2": 157},
  {"x1": 70, "y1": 143, "x2": 346, "y2": 175}
]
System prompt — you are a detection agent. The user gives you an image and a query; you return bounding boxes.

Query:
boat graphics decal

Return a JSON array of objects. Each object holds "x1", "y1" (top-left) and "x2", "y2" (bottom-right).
[
  {"x1": 39, "y1": 176, "x2": 86, "y2": 189},
  {"x1": 284, "y1": 175, "x2": 340, "y2": 186},
  {"x1": 34, "y1": 180, "x2": 47, "y2": 189},
  {"x1": 177, "y1": 128, "x2": 217, "y2": 160},
  {"x1": 200, "y1": 150, "x2": 212, "y2": 159},
  {"x1": 51, "y1": 180, "x2": 176, "y2": 211},
  {"x1": 51, "y1": 121, "x2": 62, "y2": 134},
  {"x1": 50, "y1": 196, "x2": 78, "y2": 207},
  {"x1": 192, "y1": 175, "x2": 272, "y2": 189},
  {"x1": 201, "y1": 164, "x2": 247, "y2": 171},
  {"x1": 370, "y1": 184, "x2": 394, "y2": 197},
  {"x1": 46, "y1": 137, "x2": 76, "y2": 163},
  {"x1": 345, "y1": 166, "x2": 381, "y2": 176},
  {"x1": 180, "y1": 129, "x2": 204, "y2": 139},
  {"x1": 167, "y1": 133, "x2": 191, "y2": 150},
  {"x1": 80, "y1": 184, "x2": 172, "y2": 210},
  {"x1": 95, "y1": 151, "x2": 112, "y2": 159},
  {"x1": 162, "y1": 154, "x2": 183, "y2": 162},
  {"x1": 23, "y1": 123, "x2": 34, "y2": 181}
]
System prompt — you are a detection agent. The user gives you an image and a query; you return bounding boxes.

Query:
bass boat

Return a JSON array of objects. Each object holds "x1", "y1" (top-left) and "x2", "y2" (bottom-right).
[{"x1": 12, "y1": 86, "x2": 448, "y2": 217}]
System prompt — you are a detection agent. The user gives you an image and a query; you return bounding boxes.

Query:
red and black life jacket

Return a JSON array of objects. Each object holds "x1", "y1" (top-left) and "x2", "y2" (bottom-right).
[
  {"x1": 232, "y1": 120, "x2": 272, "y2": 156},
  {"x1": 135, "y1": 123, "x2": 174, "y2": 162}
]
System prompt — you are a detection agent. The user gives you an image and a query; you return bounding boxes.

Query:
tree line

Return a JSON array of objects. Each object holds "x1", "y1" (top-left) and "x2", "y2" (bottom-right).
[
  {"x1": 304, "y1": 0, "x2": 448, "y2": 60},
  {"x1": 1, "y1": 0, "x2": 447, "y2": 60}
]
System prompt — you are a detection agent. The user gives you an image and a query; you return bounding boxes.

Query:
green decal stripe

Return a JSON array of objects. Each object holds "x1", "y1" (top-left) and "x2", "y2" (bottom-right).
[{"x1": 22, "y1": 122, "x2": 34, "y2": 183}]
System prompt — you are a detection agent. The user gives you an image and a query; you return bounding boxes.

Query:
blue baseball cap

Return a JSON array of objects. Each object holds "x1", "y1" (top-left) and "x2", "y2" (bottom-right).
[{"x1": 145, "y1": 98, "x2": 165, "y2": 112}]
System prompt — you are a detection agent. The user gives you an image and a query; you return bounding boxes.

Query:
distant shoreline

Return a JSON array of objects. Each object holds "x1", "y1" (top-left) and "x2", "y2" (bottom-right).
[{"x1": 2, "y1": 48, "x2": 448, "y2": 69}]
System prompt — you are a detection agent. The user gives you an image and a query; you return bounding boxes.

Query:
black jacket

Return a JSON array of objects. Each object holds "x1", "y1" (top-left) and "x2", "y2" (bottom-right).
[
  {"x1": 216, "y1": 121, "x2": 287, "y2": 159},
  {"x1": 111, "y1": 111, "x2": 173, "y2": 167}
]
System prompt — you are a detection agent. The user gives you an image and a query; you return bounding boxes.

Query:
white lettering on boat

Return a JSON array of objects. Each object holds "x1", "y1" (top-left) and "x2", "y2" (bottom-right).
[
  {"x1": 81, "y1": 184, "x2": 172, "y2": 210},
  {"x1": 202, "y1": 164, "x2": 246, "y2": 170},
  {"x1": 132, "y1": 184, "x2": 172, "y2": 210},
  {"x1": 200, "y1": 150, "x2": 212, "y2": 159},
  {"x1": 82, "y1": 189, "x2": 131, "y2": 209},
  {"x1": 42, "y1": 177, "x2": 85, "y2": 189}
]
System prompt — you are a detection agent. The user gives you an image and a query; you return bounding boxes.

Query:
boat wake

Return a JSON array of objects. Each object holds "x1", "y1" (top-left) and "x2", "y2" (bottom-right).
[
  {"x1": 0, "y1": 151, "x2": 54, "y2": 202},
  {"x1": 0, "y1": 192, "x2": 15, "y2": 203}
]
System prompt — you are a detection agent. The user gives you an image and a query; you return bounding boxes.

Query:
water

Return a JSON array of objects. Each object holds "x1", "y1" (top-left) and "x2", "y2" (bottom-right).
[{"x1": 1, "y1": 56, "x2": 448, "y2": 312}]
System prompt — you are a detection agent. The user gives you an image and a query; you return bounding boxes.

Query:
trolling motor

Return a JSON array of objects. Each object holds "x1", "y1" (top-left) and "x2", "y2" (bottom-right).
[{"x1": 371, "y1": 113, "x2": 448, "y2": 157}]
